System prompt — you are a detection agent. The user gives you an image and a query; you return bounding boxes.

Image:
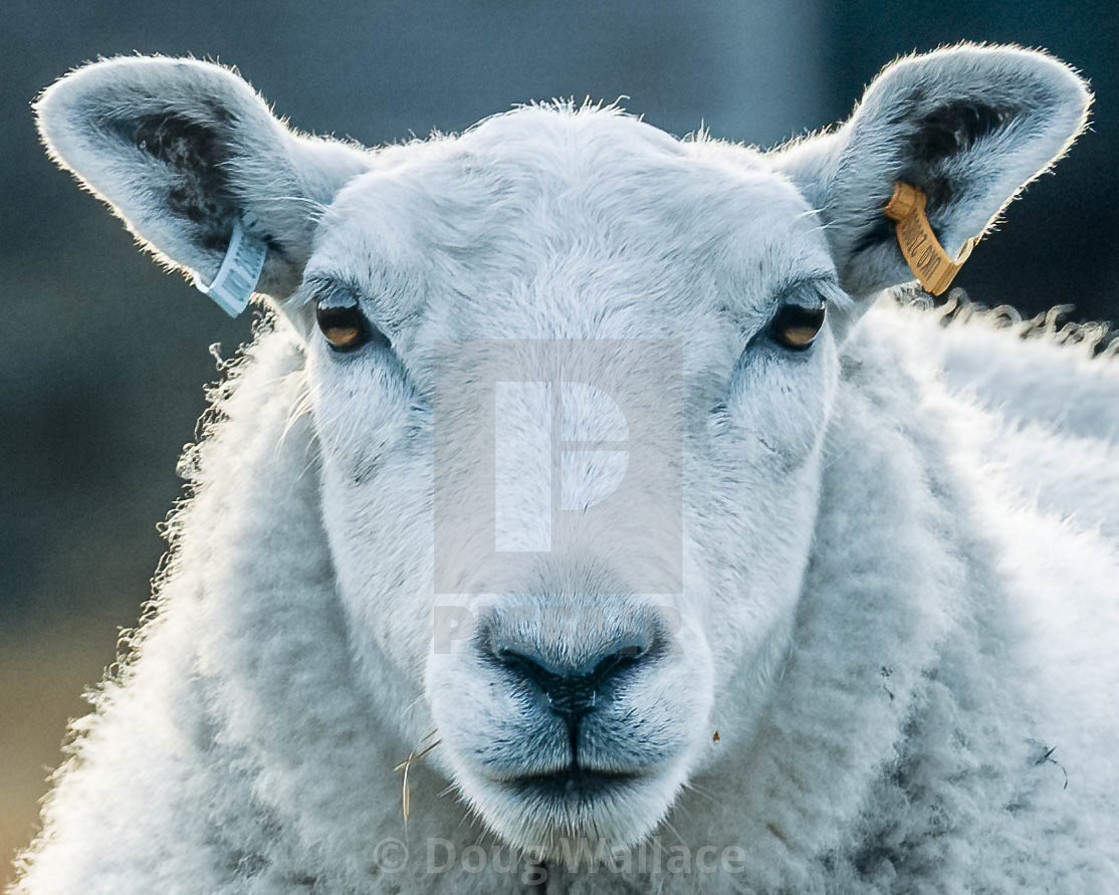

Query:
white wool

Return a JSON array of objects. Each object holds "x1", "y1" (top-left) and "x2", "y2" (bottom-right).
[
  {"x1": 15, "y1": 45, "x2": 1117, "y2": 894},
  {"x1": 13, "y1": 312, "x2": 1118, "y2": 894}
]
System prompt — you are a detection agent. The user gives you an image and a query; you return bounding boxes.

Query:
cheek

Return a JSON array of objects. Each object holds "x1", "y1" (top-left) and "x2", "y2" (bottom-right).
[
  {"x1": 319, "y1": 466, "x2": 437, "y2": 686},
  {"x1": 306, "y1": 349, "x2": 418, "y2": 478},
  {"x1": 723, "y1": 336, "x2": 837, "y2": 471},
  {"x1": 308, "y1": 357, "x2": 436, "y2": 676},
  {"x1": 689, "y1": 340, "x2": 837, "y2": 663}
]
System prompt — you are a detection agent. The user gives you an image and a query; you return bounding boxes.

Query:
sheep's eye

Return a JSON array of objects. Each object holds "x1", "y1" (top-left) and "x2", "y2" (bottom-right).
[
  {"x1": 770, "y1": 302, "x2": 826, "y2": 351},
  {"x1": 315, "y1": 303, "x2": 381, "y2": 353}
]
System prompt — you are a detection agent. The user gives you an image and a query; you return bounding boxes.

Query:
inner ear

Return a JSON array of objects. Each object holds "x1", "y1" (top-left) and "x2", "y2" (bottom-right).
[
  {"x1": 912, "y1": 100, "x2": 1015, "y2": 162},
  {"x1": 111, "y1": 110, "x2": 240, "y2": 252},
  {"x1": 905, "y1": 99, "x2": 1022, "y2": 209},
  {"x1": 850, "y1": 98, "x2": 1025, "y2": 256}
]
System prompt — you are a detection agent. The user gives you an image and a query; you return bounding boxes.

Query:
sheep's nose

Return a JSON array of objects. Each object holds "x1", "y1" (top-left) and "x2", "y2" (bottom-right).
[{"x1": 484, "y1": 633, "x2": 655, "y2": 726}]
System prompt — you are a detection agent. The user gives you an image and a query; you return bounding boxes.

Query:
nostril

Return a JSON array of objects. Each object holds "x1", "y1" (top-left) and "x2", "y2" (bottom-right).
[
  {"x1": 485, "y1": 638, "x2": 653, "y2": 727},
  {"x1": 589, "y1": 642, "x2": 648, "y2": 685},
  {"x1": 492, "y1": 646, "x2": 557, "y2": 693}
]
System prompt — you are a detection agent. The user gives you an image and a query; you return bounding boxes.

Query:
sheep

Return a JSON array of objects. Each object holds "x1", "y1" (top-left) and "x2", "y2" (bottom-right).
[{"x1": 12, "y1": 44, "x2": 1118, "y2": 894}]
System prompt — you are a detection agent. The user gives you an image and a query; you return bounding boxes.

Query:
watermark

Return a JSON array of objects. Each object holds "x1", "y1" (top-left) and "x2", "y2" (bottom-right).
[
  {"x1": 433, "y1": 339, "x2": 682, "y2": 595},
  {"x1": 371, "y1": 836, "x2": 748, "y2": 884}
]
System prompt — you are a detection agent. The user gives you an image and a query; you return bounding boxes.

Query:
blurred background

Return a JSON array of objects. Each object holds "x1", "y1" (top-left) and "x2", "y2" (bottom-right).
[{"x1": 1, "y1": 0, "x2": 1116, "y2": 881}]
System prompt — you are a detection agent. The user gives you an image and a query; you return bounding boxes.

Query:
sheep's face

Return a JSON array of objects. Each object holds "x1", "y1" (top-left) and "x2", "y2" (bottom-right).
[
  {"x1": 40, "y1": 47, "x2": 1087, "y2": 857},
  {"x1": 302, "y1": 109, "x2": 841, "y2": 850}
]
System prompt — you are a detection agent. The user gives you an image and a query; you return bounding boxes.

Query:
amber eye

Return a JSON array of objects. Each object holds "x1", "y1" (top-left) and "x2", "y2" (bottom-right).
[
  {"x1": 315, "y1": 303, "x2": 390, "y2": 353},
  {"x1": 770, "y1": 302, "x2": 826, "y2": 351}
]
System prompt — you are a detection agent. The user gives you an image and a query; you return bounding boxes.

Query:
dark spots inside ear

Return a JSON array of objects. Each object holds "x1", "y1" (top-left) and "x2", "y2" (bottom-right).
[
  {"x1": 103, "y1": 110, "x2": 239, "y2": 250},
  {"x1": 912, "y1": 101, "x2": 1015, "y2": 162},
  {"x1": 903, "y1": 101, "x2": 1019, "y2": 209}
]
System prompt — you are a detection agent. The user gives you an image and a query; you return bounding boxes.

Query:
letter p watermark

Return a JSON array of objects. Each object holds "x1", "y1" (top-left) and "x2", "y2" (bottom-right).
[{"x1": 433, "y1": 340, "x2": 682, "y2": 595}]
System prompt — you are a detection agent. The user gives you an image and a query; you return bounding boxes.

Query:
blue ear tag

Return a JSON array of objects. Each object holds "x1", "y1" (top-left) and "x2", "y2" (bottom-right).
[{"x1": 192, "y1": 219, "x2": 268, "y2": 317}]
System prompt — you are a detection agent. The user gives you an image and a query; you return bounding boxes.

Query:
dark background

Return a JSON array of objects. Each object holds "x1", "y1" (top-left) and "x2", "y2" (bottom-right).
[{"x1": 2, "y1": 0, "x2": 1116, "y2": 879}]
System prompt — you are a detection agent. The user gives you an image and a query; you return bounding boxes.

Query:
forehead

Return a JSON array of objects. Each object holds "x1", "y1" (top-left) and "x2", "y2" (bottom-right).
[{"x1": 309, "y1": 106, "x2": 833, "y2": 341}]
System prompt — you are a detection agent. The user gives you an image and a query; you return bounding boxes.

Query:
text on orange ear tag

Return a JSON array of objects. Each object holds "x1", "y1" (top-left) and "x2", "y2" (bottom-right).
[{"x1": 883, "y1": 182, "x2": 980, "y2": 296}]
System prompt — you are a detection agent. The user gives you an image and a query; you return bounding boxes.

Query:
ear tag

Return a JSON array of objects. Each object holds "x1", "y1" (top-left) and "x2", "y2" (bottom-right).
[
  {"x1": 884, "y1": 182, "x2": 980, "y2": 296},
  {"x1": 192, "y1": 219, "x2": 268, "y2": 317}
]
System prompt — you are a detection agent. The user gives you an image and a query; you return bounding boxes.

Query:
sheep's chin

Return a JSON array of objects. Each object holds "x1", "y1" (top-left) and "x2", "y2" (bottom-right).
[{"x1": 453, "y1": 763, "x2": 688, "y2": 856}]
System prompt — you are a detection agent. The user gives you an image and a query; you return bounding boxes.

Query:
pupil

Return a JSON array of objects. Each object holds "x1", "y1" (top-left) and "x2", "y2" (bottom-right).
[
  {"x1": 772, "y1": 303, "x2": 825, "y2": 349},
  {"x1": 314, "y1": 303, "x2": 387, "y2": 353}
]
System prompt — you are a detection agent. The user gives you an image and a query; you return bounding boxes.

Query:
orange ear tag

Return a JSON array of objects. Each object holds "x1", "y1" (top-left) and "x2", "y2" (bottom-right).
[{"x1": 883, "y1": 183, "x2": 980, "y2": 296}]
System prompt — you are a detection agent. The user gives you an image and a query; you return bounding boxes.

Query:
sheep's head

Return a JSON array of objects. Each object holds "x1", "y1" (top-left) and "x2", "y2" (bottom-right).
[{"x1": 37, "y1": 47, "x2": 1088, "y2": 851}]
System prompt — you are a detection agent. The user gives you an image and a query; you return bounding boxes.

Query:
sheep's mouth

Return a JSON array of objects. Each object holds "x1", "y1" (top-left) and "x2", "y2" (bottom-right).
[
  {"x1": 458, "y1": 759, "x2": 681, "y2": 850},
  {"x1": 505, "y1": 768, "x2": 645, "y2": 802}
]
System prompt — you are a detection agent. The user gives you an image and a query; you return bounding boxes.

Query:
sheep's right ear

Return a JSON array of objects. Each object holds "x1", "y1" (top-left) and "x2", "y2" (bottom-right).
[{"x1": 36, "y1": 57, "x2": 371, "y2": 309}]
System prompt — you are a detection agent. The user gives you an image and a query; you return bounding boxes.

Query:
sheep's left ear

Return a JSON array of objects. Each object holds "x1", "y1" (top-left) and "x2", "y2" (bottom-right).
[
  {"x1": 776, "y1": 45, "x2": 1090, "y2": 301},
  {"x1": 35, "y1": 56, "x2": 372, "y2": 309}
]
